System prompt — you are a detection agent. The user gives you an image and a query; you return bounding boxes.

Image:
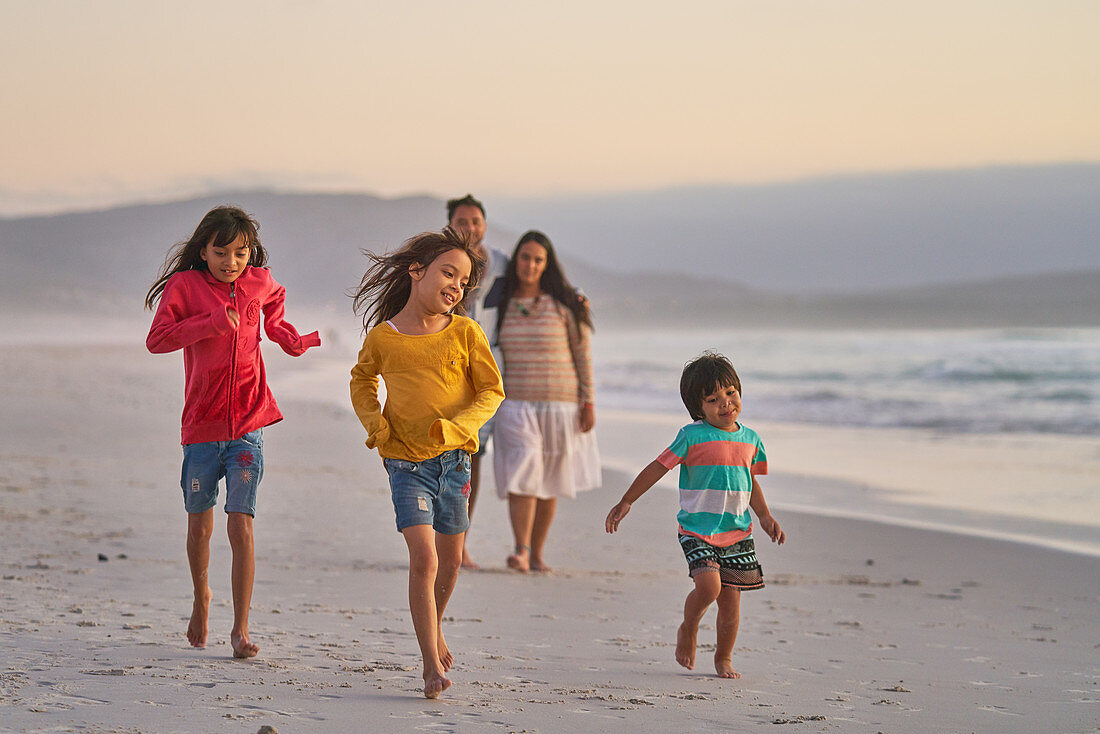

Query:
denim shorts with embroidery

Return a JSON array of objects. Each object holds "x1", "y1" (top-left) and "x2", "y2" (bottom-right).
[
  {"x1": 180, "y1": 429, "x2": 264, "y2": 516},
  {"x1": 383, "y1": 448, "x2": 471, "y2": 535}
]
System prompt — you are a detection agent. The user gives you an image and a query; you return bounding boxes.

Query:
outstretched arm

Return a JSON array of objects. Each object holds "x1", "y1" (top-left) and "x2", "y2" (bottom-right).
[
  {"x1": 262, "y1": 284, "x2": 320, "y2": 356},
  {"x1": 605, "y1": 460, "x2": 669, "y2": 533},
  {"x1": 749, "y1": 476, "x2": 785, "y2": 545}
]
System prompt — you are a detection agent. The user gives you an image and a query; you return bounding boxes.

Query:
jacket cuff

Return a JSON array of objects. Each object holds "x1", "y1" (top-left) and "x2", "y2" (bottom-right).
[{"x1": 300, "y1": 331, "x2": 322, "y2": 349}]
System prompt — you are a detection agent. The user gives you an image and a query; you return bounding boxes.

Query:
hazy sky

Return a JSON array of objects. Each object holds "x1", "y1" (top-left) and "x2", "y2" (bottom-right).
[{"x1": 2, "y1": 0, "x2": 1098, "y2": 213}]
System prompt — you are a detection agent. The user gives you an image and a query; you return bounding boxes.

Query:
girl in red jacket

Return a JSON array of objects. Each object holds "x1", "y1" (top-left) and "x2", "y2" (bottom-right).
[{"x1": 145, "y1": 205, "x2": 320, "y2": 658}]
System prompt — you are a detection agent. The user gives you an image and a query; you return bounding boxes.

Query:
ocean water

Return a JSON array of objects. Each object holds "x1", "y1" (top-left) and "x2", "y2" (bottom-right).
[{"x1": 593, "y1": 327, "x2": 1100, "y2": 437}]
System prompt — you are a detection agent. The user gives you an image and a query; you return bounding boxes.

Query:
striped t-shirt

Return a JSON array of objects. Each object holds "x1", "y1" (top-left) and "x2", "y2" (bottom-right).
[{"x1": 656, "y1": 421, "x2": 768, "y2": 547}]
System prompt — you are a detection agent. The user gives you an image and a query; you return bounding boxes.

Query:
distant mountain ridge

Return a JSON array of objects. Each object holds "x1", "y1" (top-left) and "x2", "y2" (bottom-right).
[
  {"x1": 495, "y1": 162, "x2": 1100, "y2": 294},
  {"x1": 1, "y1": 183, "x2": 1097, "y2": 328}
]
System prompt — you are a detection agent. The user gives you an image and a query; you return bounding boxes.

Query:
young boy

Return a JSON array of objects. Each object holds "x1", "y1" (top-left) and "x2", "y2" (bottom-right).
[{"x1": 605, "y1": 352, "x2": 785, "y2": 679}]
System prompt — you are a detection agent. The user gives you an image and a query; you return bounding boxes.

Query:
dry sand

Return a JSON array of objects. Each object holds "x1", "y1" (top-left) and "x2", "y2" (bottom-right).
[{"x1": 1, "y1": 344, "x2": 1097, "y2": 733}]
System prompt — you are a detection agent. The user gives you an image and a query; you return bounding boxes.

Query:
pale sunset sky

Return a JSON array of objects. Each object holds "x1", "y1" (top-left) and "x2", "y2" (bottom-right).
[{"x1": 1, "y1": 0, "x2": 1097, "y2": 214}]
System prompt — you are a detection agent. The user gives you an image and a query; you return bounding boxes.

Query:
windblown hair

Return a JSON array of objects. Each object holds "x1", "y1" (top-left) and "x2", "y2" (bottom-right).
[
  {"x1": 680, "y1": 352, "x2": 742, "y2": 421},
  {"x1": 445, "y1": 193, "x2": 485, "y2": 222},
  {"x1": 351, "y1": 228, "x2": 485, "y2": 330},
  {"x1": 494, "y1": 230, "x2": 592, "y2": 343},
  {"x1": 144, "y1": 206, "x2": 265, "y2": 310}
]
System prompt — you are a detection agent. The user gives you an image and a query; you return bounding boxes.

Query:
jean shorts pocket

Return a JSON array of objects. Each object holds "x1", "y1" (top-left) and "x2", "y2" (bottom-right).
[
  {"x1": 459, "y1": 452, "x2": 471, "y2": 474},
  {"x1": 240, "y1": 429, "x2": 263, "y2": 448},
  {"x1": 384, "y1": 458, "x2": 418, "y2": 474}
]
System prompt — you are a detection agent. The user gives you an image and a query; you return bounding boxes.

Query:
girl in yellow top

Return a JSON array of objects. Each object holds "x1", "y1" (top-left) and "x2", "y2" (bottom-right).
[{"x1": 350, "y1": 228, "x2": 504, "y2": 700}]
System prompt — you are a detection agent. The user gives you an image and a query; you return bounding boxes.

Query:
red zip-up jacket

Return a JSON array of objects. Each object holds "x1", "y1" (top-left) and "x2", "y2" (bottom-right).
[{"x1": 147, "y1": 267, "x2": 321, "y2": 445}]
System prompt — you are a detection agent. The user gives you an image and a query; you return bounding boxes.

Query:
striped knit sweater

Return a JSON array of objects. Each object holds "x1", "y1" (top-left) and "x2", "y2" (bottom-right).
[{"x1": 497, "y1": 295, "x2": 594, "y2": 405}]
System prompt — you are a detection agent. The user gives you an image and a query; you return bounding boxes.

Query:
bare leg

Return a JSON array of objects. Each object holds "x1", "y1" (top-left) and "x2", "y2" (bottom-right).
[
  {"x1": 185, "y1": 510, "x2": 214, "y2": 648},
  {"x1": 528, "y1": 498, "x2": 557, "y2": 572},
  {"x1": 714, "y1": 586, "x2": 742, "y2": 678},
  {"x1": 402, "y1": 524, "x2": 452, "y2": 698},
  {"x1": 461, "y1": 455, "x2": 481, "y2": 569},
  {"x1": 506, "y1": 494, "x2": 536, "y2": 572},
  {"x1": 676, "y1": 570, "x2": 721, "y2": 670},
  {"x1": 227, "y1": 512, "x2": 258, "y2": 658},
  {"x1": 433, "y1": 531, "x2": 464, "y2": 672}
]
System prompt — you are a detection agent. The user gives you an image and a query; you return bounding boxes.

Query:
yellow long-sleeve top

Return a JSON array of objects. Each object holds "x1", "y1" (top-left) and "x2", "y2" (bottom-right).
[{"x1": 350, "y1": 315, "x2": 504, "y2": 462}]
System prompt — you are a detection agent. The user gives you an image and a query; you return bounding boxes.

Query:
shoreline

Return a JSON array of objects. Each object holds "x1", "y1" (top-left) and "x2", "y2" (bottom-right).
[{"x1": 594, "y1": 408, "x2": 1100, "y2": 559}]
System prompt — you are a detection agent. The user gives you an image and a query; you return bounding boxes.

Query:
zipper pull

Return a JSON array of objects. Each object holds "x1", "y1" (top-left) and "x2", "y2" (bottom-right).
[{"x1": 230, "y1": 283, "x2": 235, "y2": 299}]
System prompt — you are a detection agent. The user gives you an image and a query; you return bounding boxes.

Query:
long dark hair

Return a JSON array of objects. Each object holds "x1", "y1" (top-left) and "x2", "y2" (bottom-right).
[
  {"x1": 144, "y1": 206, "x2": 265, "y2": 310},
  {"x1": 351, "y1": 228, "x2": 485, "y2": 330},
  {"x1": 494, "y1": 230, "x2": 592, "y2": 341}
]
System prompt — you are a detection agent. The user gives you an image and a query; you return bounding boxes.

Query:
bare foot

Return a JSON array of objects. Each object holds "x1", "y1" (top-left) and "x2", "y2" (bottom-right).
[
  {"x1": 507, "y1": 544, "x2": 530, "y2": 572},
  {"x1": 438, "y1": 629, "x2": 453, "y2": 672},
  {"x1": 529, "y1": 557, "x2": 553, "y2": 573},
  {"x1": 423, "y1": 671, "x2": 452, "y2": 699},
  {"x1": 231, "y1": 632, "x2": 259, "y2": 659},
  {"x1": 187, "y1": 587, "x2": 212, "y2": 648},
  {"x1": 461, "y1": 547, "x2": 479, "y2": 570},
  {"x1": 675, "y1": 622, "x2": 697, "y2": 670},
  {"x1": 715, "y1": 658, "x2": 741, "y2": 679}
]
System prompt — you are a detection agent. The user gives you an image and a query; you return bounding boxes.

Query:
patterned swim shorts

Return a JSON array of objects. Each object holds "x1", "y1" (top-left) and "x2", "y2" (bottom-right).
[{"x1": 678, "y1": 534, "x2": 765, "y2": 591}]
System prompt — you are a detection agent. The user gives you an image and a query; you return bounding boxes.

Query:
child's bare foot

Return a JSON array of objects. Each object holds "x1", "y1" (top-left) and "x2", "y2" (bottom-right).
[
  {"x1": 231, "y1": 632, "x2": 259, "y2": 659},
  {"x1": 187, "y1": 587, "x2": 212, "y2": 648},
  {"x1": 714, "y1": 658, "x2": 741, "y2": 679},
  {"x1": 461, "y1": 547, "x2": 479, "y2": 570},
  {"x1": 506, "y1": 544, "x2": 531, "y2": 572},
  {"x1": 423, "y1": 671, "x2": 452, "y2": 699},
  {"x1": 438, "y1": 629, "x2": 453, "y2": 672},
  {"x1": 675, "y1": 622, "x2": 697, "y2": 670},
  {"x1": 529, "y1": 556, "x2": 553, "y2": 573}
]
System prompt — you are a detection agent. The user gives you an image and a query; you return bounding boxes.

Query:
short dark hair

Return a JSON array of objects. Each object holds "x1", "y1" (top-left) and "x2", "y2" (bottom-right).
[
  {"x1": 679, "y1": 352, "x2": 742, "y2": 421},
  {"x1": 446, "y1": 194, "x2": 485, "y2": 222}
]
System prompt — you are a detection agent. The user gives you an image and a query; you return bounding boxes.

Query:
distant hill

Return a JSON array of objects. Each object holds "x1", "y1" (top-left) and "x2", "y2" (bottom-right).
[
  {"x1": 1, "y1": 188, "x2": 1097, "y2": 328},
  {"x1": 494, "y1": 163, "x2": 1100, "y2": 294}
]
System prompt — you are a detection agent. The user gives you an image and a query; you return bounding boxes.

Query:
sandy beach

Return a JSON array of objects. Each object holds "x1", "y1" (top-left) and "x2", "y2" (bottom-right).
[{"x1": 1, "y1": 343, "x2": 1097, "y2": 733}]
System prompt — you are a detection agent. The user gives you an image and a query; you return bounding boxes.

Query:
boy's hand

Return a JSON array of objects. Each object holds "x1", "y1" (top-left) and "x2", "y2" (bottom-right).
[
  {"x1": 605, "y1": 502, "x2": 631, "y2": 534},
  {"x1": 758, "y1": 514, "x2": 785, "y2": 545}
]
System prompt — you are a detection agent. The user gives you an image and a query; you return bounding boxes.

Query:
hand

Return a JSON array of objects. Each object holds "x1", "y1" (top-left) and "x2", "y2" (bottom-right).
[
  {"x1": 605, "y1": 502, "x2": 631, "y2": 533},
  {"x1": 758, "y1": 514, "x2": 785, "y2": 545},
  {"x1": 578, "y1": 403, "x2": 595, "y2": 433},
  {"x1": 227, "y1": 307, "x2": 240, "y2": 328}
]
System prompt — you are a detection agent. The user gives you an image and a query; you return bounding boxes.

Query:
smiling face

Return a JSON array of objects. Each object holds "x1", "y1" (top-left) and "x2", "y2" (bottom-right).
[
  {"x1": 200, "y1": 233, "x2": 251, "y2": 284},
  {"x1": 699, "y1": 383, "x2": 742, "y2": 431},
  {"x1": 448, "y1": 204, "x2": 486, "y2": 254},
  {"x1": 515, "y1": 240, "x2": 548, "y2": 291},
  {"x1": 409, "y1": 248, "x2": 473, "y2": 315}
]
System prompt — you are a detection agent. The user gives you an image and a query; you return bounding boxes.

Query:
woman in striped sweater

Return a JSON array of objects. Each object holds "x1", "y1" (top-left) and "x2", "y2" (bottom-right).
[{"x1": 492, "y1": 230, "x2": 601, "y2": 572}]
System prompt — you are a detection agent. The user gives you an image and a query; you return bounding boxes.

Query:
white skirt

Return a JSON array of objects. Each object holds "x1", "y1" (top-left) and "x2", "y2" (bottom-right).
[{"x1": 493, "y1": 400, "x2": 601, "y2": 500}]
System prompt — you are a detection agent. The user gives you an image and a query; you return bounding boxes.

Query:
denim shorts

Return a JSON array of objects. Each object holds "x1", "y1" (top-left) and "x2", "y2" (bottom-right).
[
  {"x1": 383, "y1": 449, "x2": 471, "y2": 535},
  {"x1": 180, "y1": 429, "x2": 264, "y2": 516}
]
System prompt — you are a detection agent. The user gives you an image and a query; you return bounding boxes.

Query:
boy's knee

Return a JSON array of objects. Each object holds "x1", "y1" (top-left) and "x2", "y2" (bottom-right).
[{"x1": 693, "y1": 571, "x2": 723, "y2": 601}]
